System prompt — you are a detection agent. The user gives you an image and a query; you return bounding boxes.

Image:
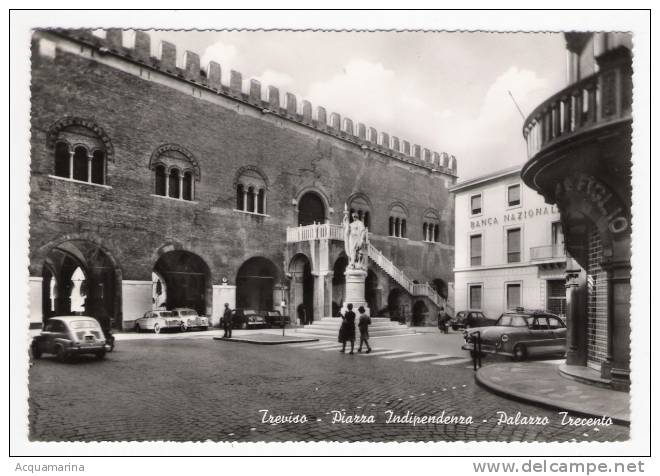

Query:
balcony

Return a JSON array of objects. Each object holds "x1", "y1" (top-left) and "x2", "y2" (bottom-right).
[
  {"x1": 530, "y1": 244, "x2": 566, "y2": 265},
  {"x1": 522, "y1": 61, "x2": 632, "y2": 161}
]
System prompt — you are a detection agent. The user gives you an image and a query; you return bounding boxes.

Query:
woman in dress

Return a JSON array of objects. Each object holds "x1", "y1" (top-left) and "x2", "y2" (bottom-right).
[{"x1": 338, "y1": 303, "x2": 356, "y2": 354}]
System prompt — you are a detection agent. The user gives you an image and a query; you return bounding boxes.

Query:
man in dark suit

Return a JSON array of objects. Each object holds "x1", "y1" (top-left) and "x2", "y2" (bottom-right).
[{"x1": 222, "y1": 303, "x2": 233, "y2": 338}]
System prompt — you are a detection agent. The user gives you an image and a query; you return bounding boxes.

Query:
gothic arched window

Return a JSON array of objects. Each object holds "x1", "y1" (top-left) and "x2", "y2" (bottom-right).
[
  {"x1": 389, "y1": 203, "x2": 408, "y2": 238},
  {"x1": 235, "y1": 166, "x2": 268, "y2": 215},
  {"x1": 149, "y1": 144, "x2": 199, "y2": 201},
  {"x1": 347, "y1": 194, "x2": 372, "y2": 230},
  {"x1": 423, "y1": 210, "x2": 441, "y2": 242}
]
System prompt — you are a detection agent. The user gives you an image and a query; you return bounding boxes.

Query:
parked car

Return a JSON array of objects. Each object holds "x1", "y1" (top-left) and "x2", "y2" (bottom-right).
[
  {"x1": 134, "y1": 310, "x2": 182, "y2": 333},
  {"x1": 461, "y1": 309, "x2": 567, "y2": 360},
  {"x1": 227, "y1": 309, "x2": 267, "y2": 329},
  {"x1": 172, "y1": 308, "x2": 210, "y2": 331},
  {"x1": 450, "y1": 311, "x2": 495, "y2": 331},
  {"x1": 31, "y1": 316, "x2": 110, "y2": 361},
  {"x1": 264, "y1": 310, "x2": 291, "y2": 327}
]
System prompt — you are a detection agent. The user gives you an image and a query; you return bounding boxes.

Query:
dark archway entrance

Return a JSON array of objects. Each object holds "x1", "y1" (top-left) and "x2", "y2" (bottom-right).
[
  {"x1": 412, "y1": 300, "x2": 429, "y2": 327},
  {"x1": 387, "y1": 288, "x2": 406, "y2": 322},
  {"x1": 236, "y1": 257, "x2": 279, "y2": 311},
  {"x1": 42, "y1": 240, "x2": 120, "y2": 329},
  {"x1": 366, "y1": 268, "x2": 380, "y2": 315},
  {"x1": 298, "y1": 192, "x2": 326, "y2": 225},
  {"x1": 289, "y1": 254, "x2": 314, "y2": 325},
  {"x1": 431, "y1": 278, "x2": 449, "y2": 300},
  {"x1": 153, "y1": 250, "x2": 211, "y2": 316},
  {"x1": 332, "y1": 255, "x2": 348, "y2": 316}
]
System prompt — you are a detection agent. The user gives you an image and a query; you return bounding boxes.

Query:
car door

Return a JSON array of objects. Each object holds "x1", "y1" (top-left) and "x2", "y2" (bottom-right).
[
  {"x1": 527, "y1": 316, "x2": 553, "y2": 356},
  {"x1": 49, "y1": 320, "x2": 69, "y2": 352},
  {"x1": 39, "y1": 321, "x2": 56, "y2": 353},
  {"x1": 547, "y1": 316, "x2": 567, "y2": 353}
]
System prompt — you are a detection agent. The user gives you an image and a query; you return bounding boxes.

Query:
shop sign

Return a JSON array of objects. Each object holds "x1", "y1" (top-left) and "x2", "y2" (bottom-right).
[{"x1": 555, "y1": 173, "x2": 629, "y2": 234}]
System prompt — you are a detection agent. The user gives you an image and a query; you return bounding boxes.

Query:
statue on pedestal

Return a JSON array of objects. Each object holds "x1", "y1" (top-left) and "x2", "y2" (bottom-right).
[{"x1": 343, "y1": 203, "x2": 368, "y2": 270}]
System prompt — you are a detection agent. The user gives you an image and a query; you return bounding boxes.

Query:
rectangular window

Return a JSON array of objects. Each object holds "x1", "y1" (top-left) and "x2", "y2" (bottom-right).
[
  {"x1": 470, "y1": 234, "x2": 482, "y2": 266},
  {"x1": 469, "y1": 285, "x2": 482, "y2": 310},
  {"x1": 506, "y1": 283, "x2": 521, "y2": 310},
  {"x1": 470, "y1": 193, "x2": 482, "y2": 215},
  {"x1": 507, "y1": 228, "x2": 521, "y2": 263},
  {"x1": 507, "y1": 184, "x2": 521, "y2": 207},
  {"x1": 547, "y1": 279, "x2": 567, "y2": 317}
]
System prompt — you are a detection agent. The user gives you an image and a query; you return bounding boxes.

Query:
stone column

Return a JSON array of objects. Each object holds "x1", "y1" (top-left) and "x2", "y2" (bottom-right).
[
  {"x1": 178, "y1": 174, "x2": 184, "y2": 199},
  {"x1": 243, "y1": 189, "x2": 248, "y2": 211},
  {"x1": 564, "y1": 260, "x2": 586, "y2": 366},
  {"x1": 68, "y1": 150, "x2": 74, "y2": 179},
  {"x1": 87, "y1": 152, "x2": 93, "y2": 182},
  {"x1": 29, "y1": 277, "x2": 43, "y2": 328},
  {"x1": 313, "y1": 273, "x2": 325, "y2": 323},
  {"x1": 323, "y1": 272, "x2": 334, "y2": 317}
]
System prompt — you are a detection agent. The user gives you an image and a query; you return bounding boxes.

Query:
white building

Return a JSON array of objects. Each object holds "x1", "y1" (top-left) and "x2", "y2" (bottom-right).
[{"x1": 450, "y1": 165, "x2": 567, "y2": 320}]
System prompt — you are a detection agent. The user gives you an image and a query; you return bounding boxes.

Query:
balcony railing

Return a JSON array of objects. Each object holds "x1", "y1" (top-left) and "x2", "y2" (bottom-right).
[
  {"x1": 286, "y1": 223, "x2": 344, "y2": 243},
  {"x1": 530, "y1": 244, "x2": 566, "y2": 262},
  {"x1": 523, "y1": 62, "x2": 632, "y2": 159}
]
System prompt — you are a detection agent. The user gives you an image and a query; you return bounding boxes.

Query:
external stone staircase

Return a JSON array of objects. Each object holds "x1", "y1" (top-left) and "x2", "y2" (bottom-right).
[
  {"x1": 293, "y1": 317, "x2": 414, "y2": 340},
  {"x1": 287, "y1": 223, "x2": 451, "y2": 315}
]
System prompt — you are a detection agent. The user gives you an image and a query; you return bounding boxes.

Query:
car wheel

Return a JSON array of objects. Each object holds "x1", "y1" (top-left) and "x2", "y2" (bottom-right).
[
  {"x1": 180, "y1": 322, "x2": 188, "y2": 333},
  {"x1": 55, "y1": 345, "x2": 68, "y2": 363},
  {"x1": 31, "y1": 342, "x2": 42, "y2": 359},
  {"x1": 135, "y1": 324, "x2": 141, "y2": 333},
  {"x1": 153, "y1": 323, "x2": 161, "y2": 334},
  {"x1": 95, "y1": 349, "x2": 106, "y2": 360},
  {"x1": 513, "y1": 344, "x2": 527, "y2": 361}
]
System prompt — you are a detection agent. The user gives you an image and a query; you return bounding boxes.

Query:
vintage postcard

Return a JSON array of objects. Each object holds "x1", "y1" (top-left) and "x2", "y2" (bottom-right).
[{"x1": 8, "y1": 8, "x2": 651, "y2": 466}]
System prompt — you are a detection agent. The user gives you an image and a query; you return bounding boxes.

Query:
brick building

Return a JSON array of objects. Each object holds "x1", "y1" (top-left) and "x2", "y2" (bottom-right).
[{"x1": 28, "y1": 29, "x2": 457, "y2": 331}]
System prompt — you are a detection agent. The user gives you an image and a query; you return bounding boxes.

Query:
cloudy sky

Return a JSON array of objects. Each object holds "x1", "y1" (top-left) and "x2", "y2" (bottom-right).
[{"x1": 143, "y1": 30, "x2": 566, "y2": 181}]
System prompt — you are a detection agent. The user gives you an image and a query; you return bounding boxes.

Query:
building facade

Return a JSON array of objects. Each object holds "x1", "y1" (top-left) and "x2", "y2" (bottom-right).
[
  {"x1": 29, "y1": 29, "x2": 457, "y2": 331},
  {"x1": 521, "y1": 33, "x2": 632, "y2": 390},
  {"x1": 451, "y1": 166, "x2": 566, "y2": 320}
]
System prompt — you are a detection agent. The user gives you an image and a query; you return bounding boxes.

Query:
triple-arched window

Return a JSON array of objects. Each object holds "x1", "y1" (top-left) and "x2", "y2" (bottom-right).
[
  {"x1": 150, "y1": 144, "x2": 199, "y2": 201},
  {"x1": 348, "y1": 193, "x2": 371, "y2": 229},
  {"x1": 50, "y1": 119, "x2": 109, "y2": 185},
  {"x1": 235, "y1": 166, "x2": 268, "y2": 215},
  {"x1": 423, "y1": 210, "x2": 441, "y2": 243},
  {"x1": 388, "y1": 203, "x2": 408, "y2": 238}
]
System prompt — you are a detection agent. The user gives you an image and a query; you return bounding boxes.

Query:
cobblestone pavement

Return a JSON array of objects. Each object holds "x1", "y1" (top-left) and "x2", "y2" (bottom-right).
[{"x1": 28, "y1": 338, "x2": 630, "y2": 442}]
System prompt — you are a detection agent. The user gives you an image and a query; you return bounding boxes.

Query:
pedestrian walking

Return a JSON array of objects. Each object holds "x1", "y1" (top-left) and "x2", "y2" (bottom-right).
[
  {"x1": 338, "y1": 303, "x2": 356, "y2": 354},
  {"x1": 222, "y1": 303, "x2": 233, "y2": 338},
  {"x1": 357, "y1": 306, "x2": 372, "y2": 353},
  {"x1": 438, "y1": 307, "x2": 451, "y2": 334}
]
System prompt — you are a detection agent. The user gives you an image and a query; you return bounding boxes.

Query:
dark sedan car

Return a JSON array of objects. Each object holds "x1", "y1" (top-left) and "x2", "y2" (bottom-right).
[
  {"x1": 31, "y1": 316, "x2": 111, "y2": 361},
  {"x1": 264, "y1": 310, "x2": 291, "y2": 327},
  {"x1": 450, "y1": 311, "x2": 495, "y2": 331},
  {"x1": 461, "y1": 309, "x2": 567, "y2": 360},
  {"x1": 223, "y1": 309, "x2": 267, "y2": 329}
]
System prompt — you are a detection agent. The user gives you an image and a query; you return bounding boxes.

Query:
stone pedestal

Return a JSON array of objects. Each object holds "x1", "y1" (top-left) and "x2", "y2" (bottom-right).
[{"x1": 341, "y1": 268, "x2": 370, "y2": 316}]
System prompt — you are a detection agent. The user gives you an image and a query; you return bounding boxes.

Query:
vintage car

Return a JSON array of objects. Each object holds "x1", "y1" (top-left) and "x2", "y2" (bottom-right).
[
  {"x1": 172, "y1": 308, "x2": 210, "y2": 331},
  {"x1": 226, "y1": 309, "x2": 267, "y2": 329},
  {"x1": 31, "y1": 316, "x2": 111, "y2": 361},
  {"x1": 450, "y1": 310, "x2": 495, "y2": 331},
  {"x1": 461, "y1": 309, "x2": 567, "y2": 360},
  {"x1": 264, "y1": 310, "x2": 291, "y2": 327},
  {"x1": 134, "y1": 310, "x2": 183, "y2": 333}
]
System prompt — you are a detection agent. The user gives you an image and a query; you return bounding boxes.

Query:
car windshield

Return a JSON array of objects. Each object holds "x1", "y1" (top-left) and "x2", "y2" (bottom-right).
[
  {"x1": 244, "y1": 311, "x2": 256, "y2": 316},
  {"x1": 70, "y1": 320, "x2": 101, "y2": 329},
  {"x1": 157, "y1": 311, "x2": 175, "y2": 317},
  {"x1": 179, "y1": 310, "x2": 198, "y2": 316},
  {"x1": 497, "y1": 314, "x2": 529, "y2": 327}
]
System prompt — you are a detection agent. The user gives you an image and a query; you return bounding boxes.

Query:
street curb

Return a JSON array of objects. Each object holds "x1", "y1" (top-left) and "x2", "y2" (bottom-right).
[
  {"x1": 213, "y1": 337, "x2": 320, "y2": 345},
  {"x1": 474, "y1": 369, "x2": 630, "y2": 427}
]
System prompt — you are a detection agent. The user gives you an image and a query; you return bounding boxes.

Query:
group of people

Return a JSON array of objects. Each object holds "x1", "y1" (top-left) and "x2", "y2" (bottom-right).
[{"x1": 337, "y1": 303, "x2": 372, "y2": 354}]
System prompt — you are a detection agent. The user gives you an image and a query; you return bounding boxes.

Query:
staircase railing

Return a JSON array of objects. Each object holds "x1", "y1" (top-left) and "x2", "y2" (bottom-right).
[{"x1": 286, "y1": 224, "x2": 446, "y2": 309}]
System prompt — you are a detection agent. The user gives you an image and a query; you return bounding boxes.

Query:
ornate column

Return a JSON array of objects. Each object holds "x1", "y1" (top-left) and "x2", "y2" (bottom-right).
[
  {"x1": 242, "y1": 188, "x2": 248, "y2": 211},
  {"x1": 601, "y1": 259, "x2": 631, "y2": 390},
  {"x1": 164, "y1": 169, "x2": 170, "y2": 197},
  {"x1": 178, "y1": 174, "x2": 184, "y2": 199}
]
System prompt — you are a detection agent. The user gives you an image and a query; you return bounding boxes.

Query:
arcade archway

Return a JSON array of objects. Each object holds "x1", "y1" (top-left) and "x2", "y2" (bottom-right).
[
  {"x1": 289, "y1": 254, "x2": 314, "y2": 325},
  {"x1": 431, "y1": 278, "x2": 449, "y2": 300},
  {"x1": 41, "y1": 240, "x2": 120, "y2": 329},
  {"x1": 387, "y1": 288, "x2": 406, "y2": 322},
  {"x1": 298, "y1": 192, "x2": 326, "y2": 226},
  {"x1": 236, "y1": 257, "x2": 279, "y2": 311},
  {"x1": 366, "y1": 268, "x2": 380, "y2": 315},
  {"x1": 153, "y1": 250, "x2": 211, "y2": 316},
  {"x1": 412, "y1": 300, "x2": 429, "y2": 326},
  {"x1": 332, "y1": 255, "x2": 348, "y2": 316}
]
